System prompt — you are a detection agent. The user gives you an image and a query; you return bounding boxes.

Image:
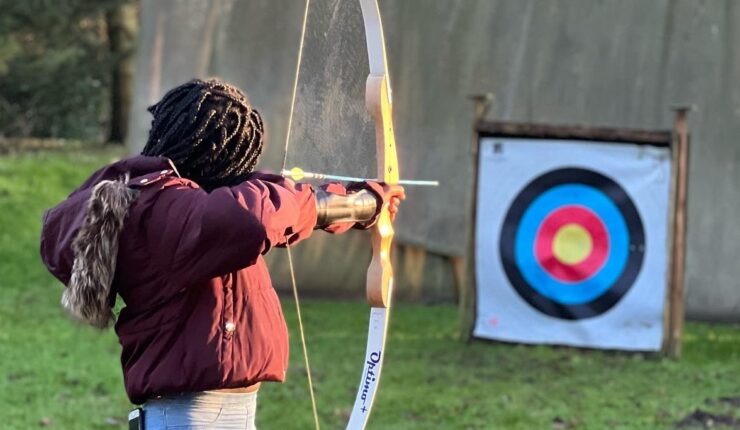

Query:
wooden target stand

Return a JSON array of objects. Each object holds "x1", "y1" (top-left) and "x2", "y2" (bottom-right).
[{"x1": 458, "y1": 94, "x2": 692, "y2": 358}]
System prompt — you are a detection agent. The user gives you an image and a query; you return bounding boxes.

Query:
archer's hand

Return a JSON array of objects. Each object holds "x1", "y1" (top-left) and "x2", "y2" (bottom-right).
[{"x1": 383, "y1": 184, "x2": 406, "y2": 222}]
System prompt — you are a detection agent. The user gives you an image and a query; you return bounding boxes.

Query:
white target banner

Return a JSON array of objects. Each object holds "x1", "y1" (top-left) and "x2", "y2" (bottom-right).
[{"x1": 474, "y1": 137, "x2": 671, "y2": 351}]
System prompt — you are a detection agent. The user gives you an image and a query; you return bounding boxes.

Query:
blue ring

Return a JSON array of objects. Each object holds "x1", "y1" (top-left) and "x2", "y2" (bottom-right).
[{"x1": 514, "y1": 184, "x2": 629, "y2": 305}]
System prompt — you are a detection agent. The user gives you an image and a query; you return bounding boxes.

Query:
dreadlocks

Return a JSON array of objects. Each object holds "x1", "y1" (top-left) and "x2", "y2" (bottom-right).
[{"x1": 141, "y1": 78, "x2": 265, "y2": 191}]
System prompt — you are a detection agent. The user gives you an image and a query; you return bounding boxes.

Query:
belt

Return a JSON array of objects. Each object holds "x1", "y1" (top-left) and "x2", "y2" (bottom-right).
[
  {"x1": 147, "y1": 382, "x2": 262, "y2": 401},
  {"x1": 210, "y1": 382, "x2": 261, "y2": 394}
]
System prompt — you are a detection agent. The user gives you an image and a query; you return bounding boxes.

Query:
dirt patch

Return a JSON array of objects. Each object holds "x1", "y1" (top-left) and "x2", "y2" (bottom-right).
[
  {"x1": 675, "y1": 409, "x2": 740, "y2": 429},
  {"x1": 714, "y1": 397, "x2": 740, "y2": 408}
]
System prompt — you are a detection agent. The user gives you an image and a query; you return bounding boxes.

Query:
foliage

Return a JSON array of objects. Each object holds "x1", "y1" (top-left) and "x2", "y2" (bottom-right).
[
  {"x1": 0, "y1": 1, "x2": 130, "y2": 139},
  {"x1": 0, "y1": 149, "x2": 738, "y2": 429}
]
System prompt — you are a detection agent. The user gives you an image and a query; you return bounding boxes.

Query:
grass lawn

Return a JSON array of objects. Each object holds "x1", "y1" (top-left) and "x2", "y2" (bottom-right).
[{"x1": 0, "y1": 148, "x2": 738, "y2": 429}]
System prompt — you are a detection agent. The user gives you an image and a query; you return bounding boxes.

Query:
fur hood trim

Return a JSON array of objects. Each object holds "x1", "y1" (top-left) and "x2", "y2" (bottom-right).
[{"x1": 61, "y1": 176, "x2": 139, "y2": 329}]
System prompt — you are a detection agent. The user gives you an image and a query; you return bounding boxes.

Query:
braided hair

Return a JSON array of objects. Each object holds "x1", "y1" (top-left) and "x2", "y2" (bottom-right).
[{"x1": 141, "y1": 78, "x2": 265, "y2": 191}]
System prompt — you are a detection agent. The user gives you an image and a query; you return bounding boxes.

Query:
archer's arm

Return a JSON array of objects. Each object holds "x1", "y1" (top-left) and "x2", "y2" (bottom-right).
[
  {"x1": 143, "y1": 177, "x2": 318, "y2": 285},
  {"x1": 145, "y1": 174, "x2": 389, "y2": 285}
]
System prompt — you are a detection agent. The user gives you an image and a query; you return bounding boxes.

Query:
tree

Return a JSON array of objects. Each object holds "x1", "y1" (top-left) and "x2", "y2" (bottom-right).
[{"x1": 0, "y1": 0, "x2": 136, "y2": 141}]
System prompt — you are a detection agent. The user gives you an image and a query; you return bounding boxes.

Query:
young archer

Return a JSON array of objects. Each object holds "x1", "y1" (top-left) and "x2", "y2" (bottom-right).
[{"x1": 40, "y1": 78, "x2": 404, "y2": 429}]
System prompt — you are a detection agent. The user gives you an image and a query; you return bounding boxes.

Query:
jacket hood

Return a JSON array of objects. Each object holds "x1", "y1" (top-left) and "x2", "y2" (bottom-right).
[{"x1": 40, "y1": 155, "x2": 174, "y2": 328}]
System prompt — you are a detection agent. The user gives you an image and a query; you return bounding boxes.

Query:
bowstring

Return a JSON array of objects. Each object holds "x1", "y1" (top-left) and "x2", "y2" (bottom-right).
[{"x1": 282, "y1": 1, "x2": 321, "y2": 429}]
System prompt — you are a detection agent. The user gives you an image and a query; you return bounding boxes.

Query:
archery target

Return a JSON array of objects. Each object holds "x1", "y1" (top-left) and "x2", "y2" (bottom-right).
[{"x1": 474, "y1": 138, "x2": 671, "y2": 351}]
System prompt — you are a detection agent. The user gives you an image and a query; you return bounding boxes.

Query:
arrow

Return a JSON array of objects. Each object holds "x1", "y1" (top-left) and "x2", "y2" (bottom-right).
[{"x1": 282, "y1": 167, "x2": 439, "y2": 186}]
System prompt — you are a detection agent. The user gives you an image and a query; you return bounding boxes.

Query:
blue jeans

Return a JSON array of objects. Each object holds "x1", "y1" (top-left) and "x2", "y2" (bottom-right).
[{"x1": 142, "y1": 391, "x2": 258, "y2": 429}]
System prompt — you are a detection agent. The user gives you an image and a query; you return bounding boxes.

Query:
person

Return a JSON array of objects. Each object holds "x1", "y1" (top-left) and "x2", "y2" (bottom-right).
[{"x1": 40, "y1": 78, "x2": 404, "y2": 429}]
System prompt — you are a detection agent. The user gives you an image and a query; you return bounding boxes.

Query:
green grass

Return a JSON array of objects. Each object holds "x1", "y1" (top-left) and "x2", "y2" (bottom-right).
[{"x1": 0, "y1": 149, "x2": 739, "y2": 429}]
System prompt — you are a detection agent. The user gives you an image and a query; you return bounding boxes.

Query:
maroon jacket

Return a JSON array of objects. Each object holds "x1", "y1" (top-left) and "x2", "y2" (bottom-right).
[{"x1": 40, "y1": 155, "x2": 368, "y2": 404}]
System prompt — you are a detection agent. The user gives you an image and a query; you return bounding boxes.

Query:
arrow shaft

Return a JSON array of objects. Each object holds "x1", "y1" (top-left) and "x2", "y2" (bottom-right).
[
  {"x1": 397, "y1": 179, "x2": 440, "y2": 186},
  {"x1": 282, "y1": 169, "x2": 439, "y2": 186}
]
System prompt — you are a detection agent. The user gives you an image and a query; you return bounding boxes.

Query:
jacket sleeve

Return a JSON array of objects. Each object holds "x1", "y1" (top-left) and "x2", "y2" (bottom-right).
[{"x1": 147, "y1": 174, "x2": 319, "y2": 285}]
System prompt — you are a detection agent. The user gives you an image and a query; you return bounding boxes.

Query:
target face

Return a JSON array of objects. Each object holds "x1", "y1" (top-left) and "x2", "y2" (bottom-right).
[
  {"x1": 499, "y1": 167, "x2": 645, "y2": 320},
  {"x1": 474, "y1": 137, "x2": 670, "y2": 350}
]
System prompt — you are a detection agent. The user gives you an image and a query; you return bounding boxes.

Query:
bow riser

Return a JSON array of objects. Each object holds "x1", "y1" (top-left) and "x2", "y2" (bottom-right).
[{"x1": 365, "y1": 75, "x2": 398, "y2": 309}]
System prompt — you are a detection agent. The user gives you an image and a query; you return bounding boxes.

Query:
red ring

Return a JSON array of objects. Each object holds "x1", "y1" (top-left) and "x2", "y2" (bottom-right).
[{"x1": 534, "y1": 205, "x2": 609, "y2": 283}]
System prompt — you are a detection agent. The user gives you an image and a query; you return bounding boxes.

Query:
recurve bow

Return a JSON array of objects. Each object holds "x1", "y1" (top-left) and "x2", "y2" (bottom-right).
[{"x1": 282, "y1": 1, "x2": 399, "y2": 428}]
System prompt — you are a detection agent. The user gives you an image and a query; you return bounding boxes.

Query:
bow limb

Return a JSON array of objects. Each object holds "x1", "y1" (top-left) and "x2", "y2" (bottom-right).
[{"x1": 347, "y1": 1, "x2": 399, "y2": 429}]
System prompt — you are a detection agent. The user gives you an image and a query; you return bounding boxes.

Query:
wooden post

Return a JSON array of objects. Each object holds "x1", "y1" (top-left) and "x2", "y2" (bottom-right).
[
  {"x1": 664, "y1": 106, "x2": 692, "y2": 358},
  {"x1": 450, "y1": 256, "x2": 466, "y2": 304},
  {"x1": 458, "y1": 93, "x2": 493, "y2": 340}
]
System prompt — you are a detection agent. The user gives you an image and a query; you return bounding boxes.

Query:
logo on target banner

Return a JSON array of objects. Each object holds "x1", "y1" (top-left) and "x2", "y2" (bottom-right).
[{"x1": 474, "y1": 137, "x2": 671, "y2": 351}]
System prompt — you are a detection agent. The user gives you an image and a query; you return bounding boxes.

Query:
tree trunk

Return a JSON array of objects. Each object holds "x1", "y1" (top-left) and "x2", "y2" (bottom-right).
[{"x1": 107, "y1": 2, "x2": 138, "y2": 144}]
